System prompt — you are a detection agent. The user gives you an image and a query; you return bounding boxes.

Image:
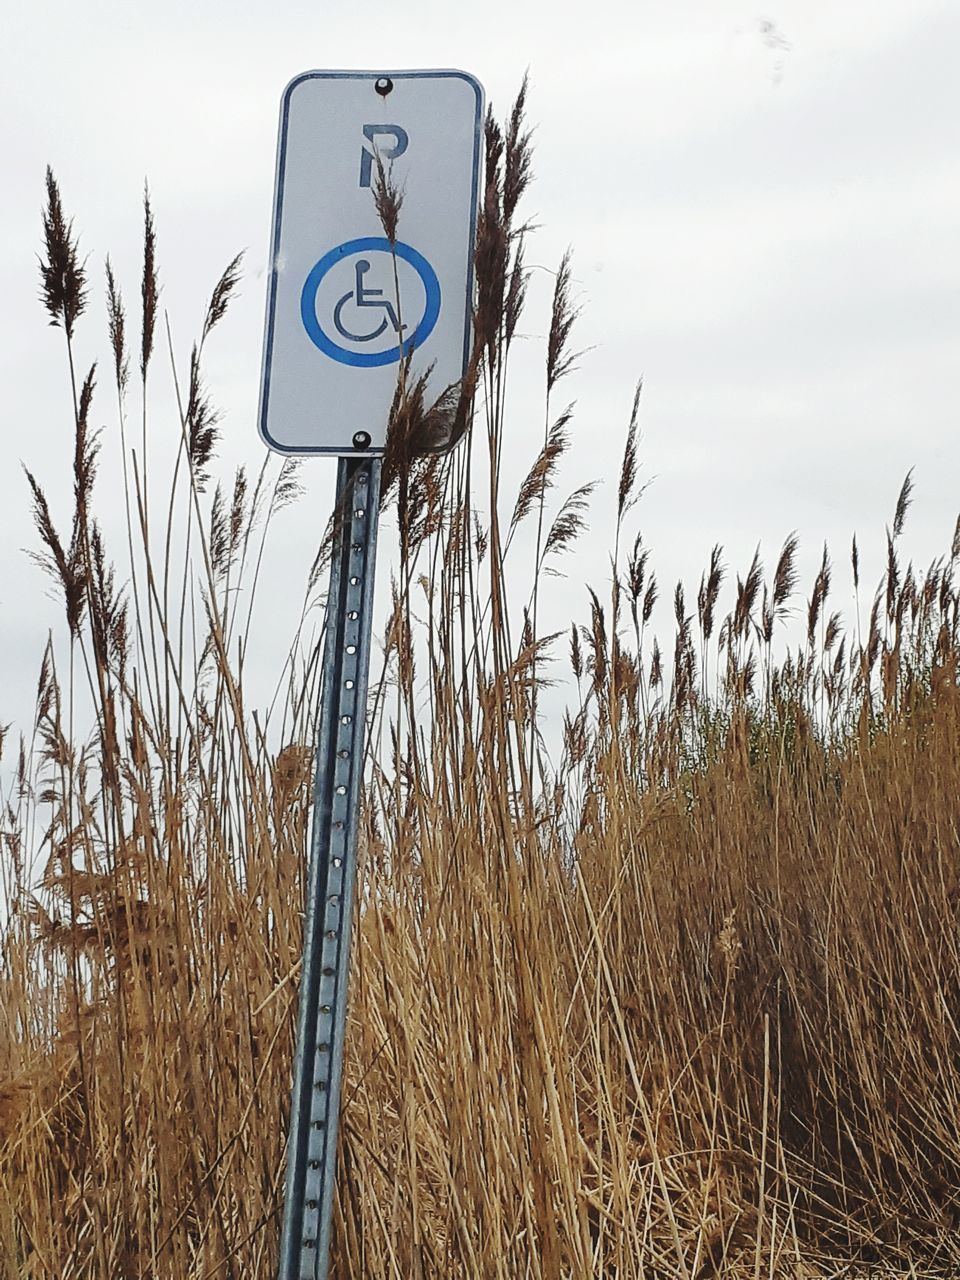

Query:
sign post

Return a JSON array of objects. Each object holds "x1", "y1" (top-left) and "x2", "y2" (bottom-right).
[{"x1": 258, "y1": 69, "x2": 483, "y2": 1279}]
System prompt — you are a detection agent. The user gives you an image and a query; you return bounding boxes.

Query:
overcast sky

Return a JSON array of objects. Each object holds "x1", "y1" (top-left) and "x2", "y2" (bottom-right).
[{"x1": 2, "y1": 0, "x2": 959, "y2": 752}]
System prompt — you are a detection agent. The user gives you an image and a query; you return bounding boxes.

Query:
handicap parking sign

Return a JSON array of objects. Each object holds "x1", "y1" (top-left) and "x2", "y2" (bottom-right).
[{"x1": 258, "y1": 70, "x2": 484, "y2": 456}]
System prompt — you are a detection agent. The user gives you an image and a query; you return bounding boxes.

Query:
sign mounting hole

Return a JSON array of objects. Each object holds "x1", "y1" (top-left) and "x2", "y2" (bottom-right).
[{"x1": 375, "y1": 76, "x2": 393, "y2": 97}]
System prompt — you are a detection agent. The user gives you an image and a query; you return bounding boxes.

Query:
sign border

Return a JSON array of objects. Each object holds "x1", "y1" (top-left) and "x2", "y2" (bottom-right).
[{"x1": 258, "y1": 68, "x2": 485, "y2": 457}]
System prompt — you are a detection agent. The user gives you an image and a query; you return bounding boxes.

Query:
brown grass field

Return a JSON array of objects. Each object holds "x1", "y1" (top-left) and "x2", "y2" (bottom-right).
[{"x1": 2, "y1": 85, "x2": 960, "y2": 1278}]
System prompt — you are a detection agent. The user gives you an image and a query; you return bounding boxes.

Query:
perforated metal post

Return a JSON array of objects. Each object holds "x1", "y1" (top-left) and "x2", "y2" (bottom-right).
[{"x1": 278, "y1": 456, "x2": 381, "y2": 1280}]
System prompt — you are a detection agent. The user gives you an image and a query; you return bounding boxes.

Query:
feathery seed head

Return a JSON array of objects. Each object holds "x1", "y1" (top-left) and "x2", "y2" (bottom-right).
[{"x1": 39, "y1": 167, "x2": 88, "y2": 340}]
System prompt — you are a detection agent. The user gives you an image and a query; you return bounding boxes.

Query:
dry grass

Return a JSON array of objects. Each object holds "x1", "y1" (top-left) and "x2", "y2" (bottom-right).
[{"x1": 2, "y1": 86, "x2": 960, "y2": 1279}]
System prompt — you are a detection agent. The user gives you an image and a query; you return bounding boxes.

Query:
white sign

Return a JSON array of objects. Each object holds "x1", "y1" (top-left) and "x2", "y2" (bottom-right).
[{"x1": 258, "y1": 69, "x2": 485, "y2": 456}]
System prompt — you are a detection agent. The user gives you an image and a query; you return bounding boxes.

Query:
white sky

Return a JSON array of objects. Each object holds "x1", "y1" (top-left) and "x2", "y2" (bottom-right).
[{"x1": 2, "y1": 0, "x2": 959, "y2": 750}]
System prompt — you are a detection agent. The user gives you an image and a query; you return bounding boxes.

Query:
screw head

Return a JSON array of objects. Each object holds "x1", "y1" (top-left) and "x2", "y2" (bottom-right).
[
  {"x1": 353, "y1": 430, "x2": 371, "y2": 449},
  {"x1": 374, "y1": 77, "x2": 393, "y2": 97}
]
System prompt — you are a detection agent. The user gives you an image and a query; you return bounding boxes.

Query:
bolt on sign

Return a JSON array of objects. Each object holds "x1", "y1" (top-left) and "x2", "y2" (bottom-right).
[{"x1": 258, "y1": 69, "x2": 484, "y2": 457}]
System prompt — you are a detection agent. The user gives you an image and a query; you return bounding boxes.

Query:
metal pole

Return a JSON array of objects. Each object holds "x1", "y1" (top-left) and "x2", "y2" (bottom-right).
[{"x1": 278, "y1": 455, "x2": 382, "y2": 1280}]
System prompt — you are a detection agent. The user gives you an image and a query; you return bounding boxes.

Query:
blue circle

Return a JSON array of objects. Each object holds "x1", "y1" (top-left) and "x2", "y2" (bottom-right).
[{"x1": 300, "y1": 237, "x2": 442, "y2": 367}]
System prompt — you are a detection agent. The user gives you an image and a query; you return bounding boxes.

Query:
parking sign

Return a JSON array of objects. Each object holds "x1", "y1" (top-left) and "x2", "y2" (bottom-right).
[{"x1": 258, "y1": 69, "x2": 484, "y2": 456}]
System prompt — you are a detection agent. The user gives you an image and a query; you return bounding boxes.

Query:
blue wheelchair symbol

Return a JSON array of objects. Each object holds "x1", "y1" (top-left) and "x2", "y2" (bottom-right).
[
  {"x1": 301, "y1": 237, "x2": 442, "y2": 368},
  {"x1": 333, "y1": 258, "x2": 406, "y2": 343}
]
